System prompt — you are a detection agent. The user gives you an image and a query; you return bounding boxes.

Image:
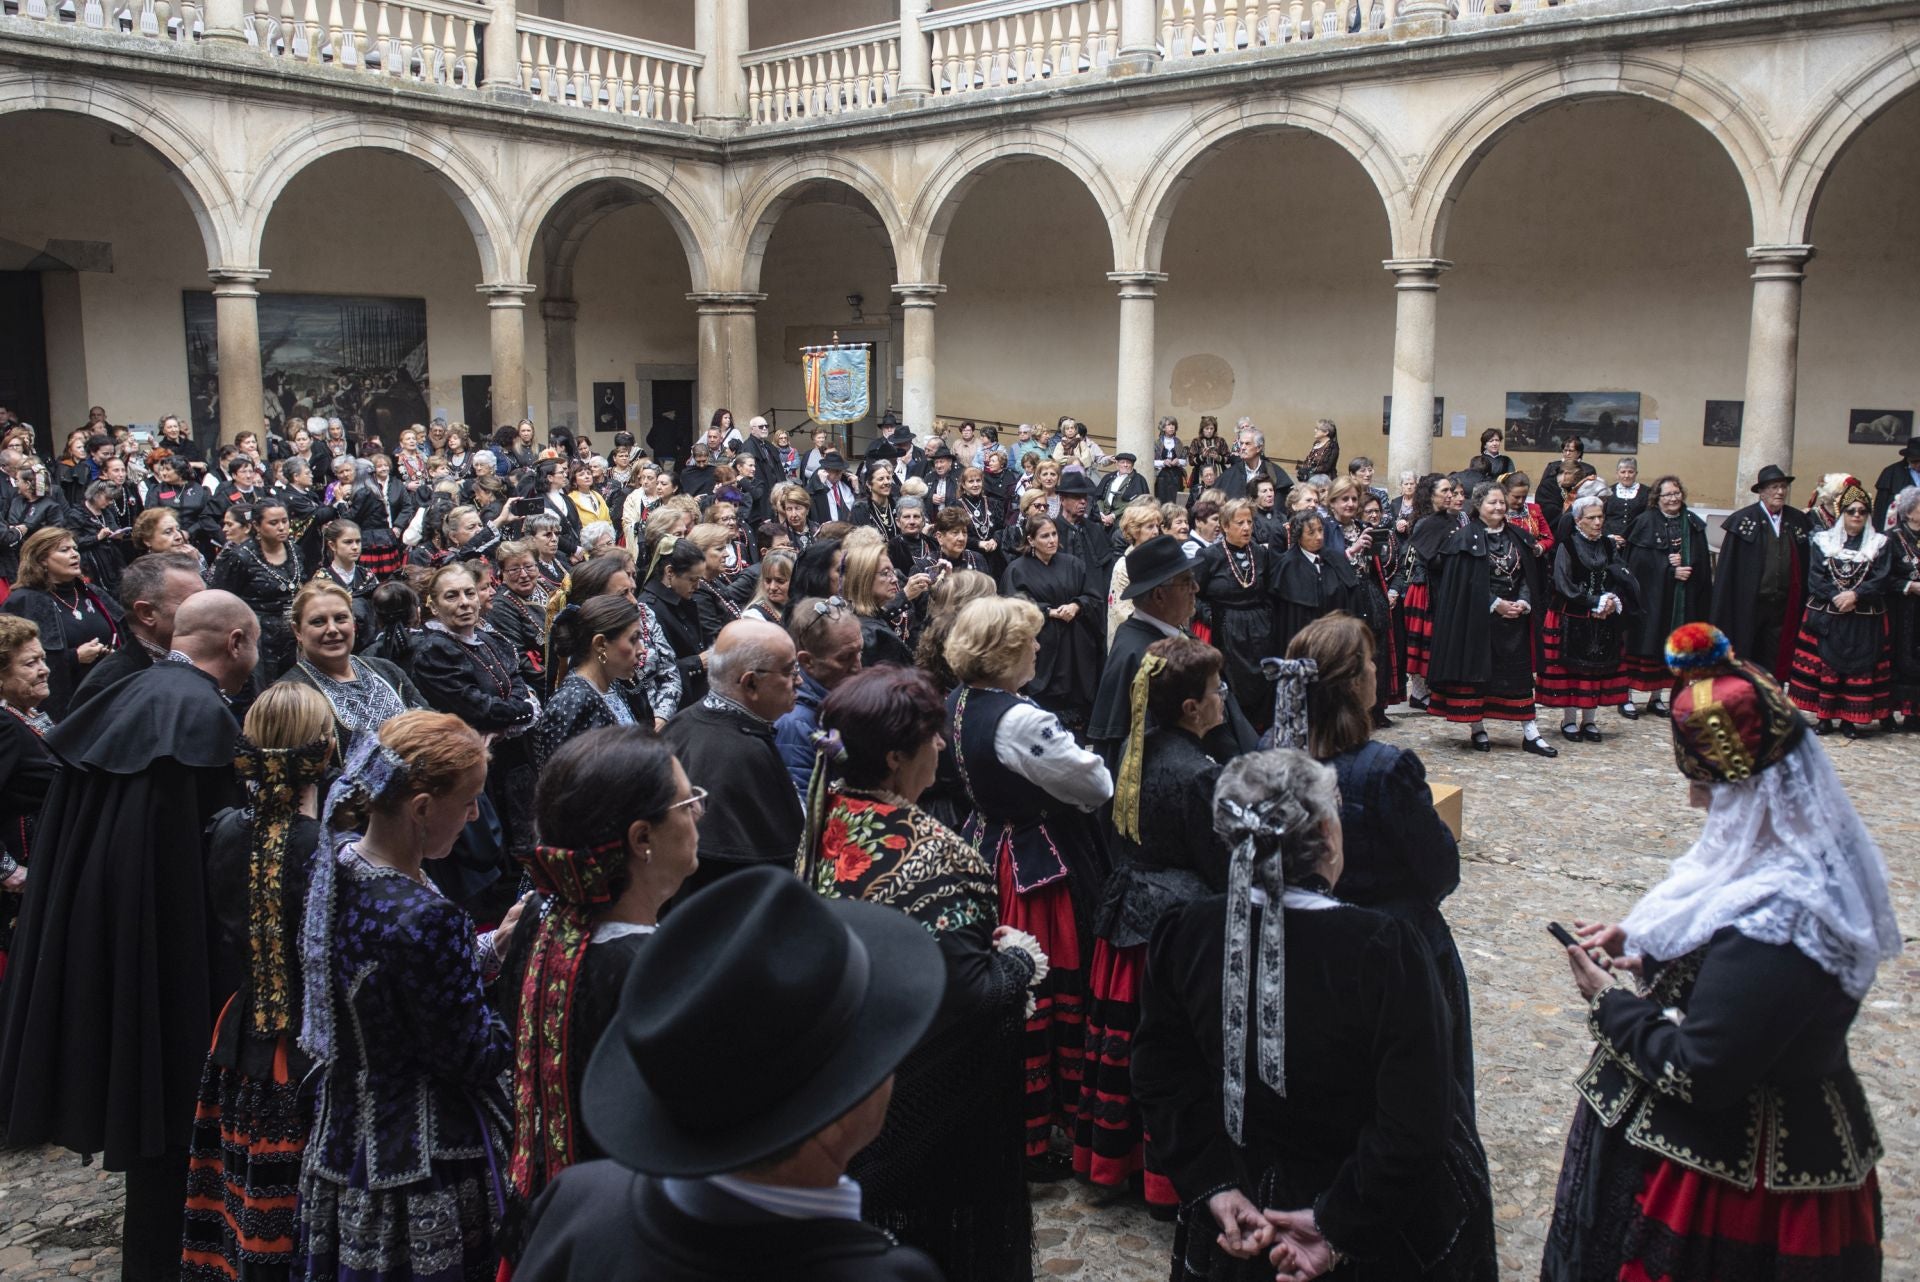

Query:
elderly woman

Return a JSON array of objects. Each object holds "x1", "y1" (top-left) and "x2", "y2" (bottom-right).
[
  {"x1": 500, "y1": 727, "x2": 698, "y2": 1207},
  {"x1": 1543, "y1": 623, "x2": 1898, "y2": 1282},
  {"x1": 796, "y1": 666, "x2": 1045, "y2": 1282},
  {"x1": 277, "y1": 579, "x2": 424, "y2": 756},
  {"x1": 1622, "y1": 475, "x2": 1713, "y2": 717},
  {"x1": 1196, "y1": 498, "x2": 1280, "y2": 731},
  {"x1": 946, "y1": 597, "x2": 1113, "y2": 1168},
  {"x1": 1105, "y1": 499, "x2": 1166, "y2": 642},
  {"x1": 1300, "y1": 418, "x2": 1340, "y2": 481},
  {"x1": 0, "y1": 615, "x2": 59, "y2": 981},
  {"x1": 2, "y1": 527, "x2": 122, "y2": 721},
  {"x1": 1133, "y1": 748, "x2": 1495, "y2": 1282},
  {"x1": 1002, "y1": 513, "x2": 1101, "y2": 728},
  {"x1": 1788, "y1": 477, "x2": 1895, "y2": 737},
  {"x1": 842, "y1": 535, "x2": 918, "y2": 668},
  {"x1": 1889, "y1": 484, "x2": 1920, "y2": 730},
  {"x1": 1539, "y1": 493, "x2": 1640, "y2": 744}
]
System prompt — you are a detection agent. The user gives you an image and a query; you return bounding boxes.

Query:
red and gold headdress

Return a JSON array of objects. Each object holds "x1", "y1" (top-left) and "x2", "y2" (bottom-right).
[{"x1": 1663, "y1": 623, "x2": 1804, "y2": 784}]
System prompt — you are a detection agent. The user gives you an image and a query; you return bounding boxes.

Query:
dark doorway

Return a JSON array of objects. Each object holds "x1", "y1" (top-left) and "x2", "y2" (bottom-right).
[
  {"x1": 647, "y1": 378, "x2": 694, "y2": 468},
  {"x1": 0, "y1": 272, "x2": 50, "y2": 456},
  {"x1": 461, "y1": 374, "x2": 493, "y2": 435}
]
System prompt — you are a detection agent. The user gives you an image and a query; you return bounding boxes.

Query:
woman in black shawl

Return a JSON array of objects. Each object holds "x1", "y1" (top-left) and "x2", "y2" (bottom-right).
[
  {"x1": 1393, "y1": 474, "x2": 1462, "y2": 710},
  {"x1": 1622, "y1": 475, "x2": 1712, "y2": 716},
  {"x1": 1273, "y1": 509, "x2": 1350, "y2": 665},
  {"x1": 1539, "y1": 494, "x2": 1640, "y2": 744},
  {"x1": 1196, "y1": 499, "x2": 1280, "y2": 732},
  {"x1": 1002, "y1": 513, "x2": 1102, "y2": 729}
]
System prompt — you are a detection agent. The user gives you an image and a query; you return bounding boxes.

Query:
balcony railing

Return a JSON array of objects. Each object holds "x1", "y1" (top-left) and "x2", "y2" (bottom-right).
[
  {"x1": 518, "y1": 15, "x2": 700, "y2": 123},
  {"x1": 742, "y1": 22, "x2": 900, "y2": 124}
]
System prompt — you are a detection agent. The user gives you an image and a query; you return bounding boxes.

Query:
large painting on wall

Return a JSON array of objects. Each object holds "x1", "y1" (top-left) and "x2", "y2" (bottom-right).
[
  {"x1": 1704, "y1": 400, "x2": 1743, "y2": 448},
  {"x1": 184, "y1": 291, "x2": 430, "y2": 448},
  {"x1": 1381, "y1": 396, "x2": 1445, "y2": 437},
  {"x1": 1504, "y1": 391, "x2": 1641, "y2": 454},
  {"x1": 1847, "y1": 408, "x2": 1914, "y2": 446}
]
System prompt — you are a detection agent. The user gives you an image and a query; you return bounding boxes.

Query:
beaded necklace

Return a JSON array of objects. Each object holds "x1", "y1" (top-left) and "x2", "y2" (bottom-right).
[{"x1": 1226, "y1": 541, "x2": 1256, "y2": 589}]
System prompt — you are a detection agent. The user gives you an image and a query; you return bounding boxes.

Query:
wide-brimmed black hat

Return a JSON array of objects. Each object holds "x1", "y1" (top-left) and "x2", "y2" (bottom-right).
[
  {"x1": 818, "y1": 450, "x2": 847, "y2": 472},
  {"x1": 930, "y1": 444, "x2": 956, "y2": 461},
  {"x1": 1750, "y1": 464, "x2": 1796, "y2": 492},
  {"x1": 1056, "y1": 471, "x2": 1098, "y2": 497},
  {"x1": 1900, "y1": 436, "x2": 1920, "y2": 461},
  {"x1": 583, "y1": 866, "x2": 943, "y2": 1178},
  {"x1": 1122, "y1": 534, "x2": 1196, "y2": 599},
  {"x1": 864, "y1": 438, "x2": 898, "y2": 462},
  {"x1": 878, "y1": 410, "x2": 902, "y2": 428}
]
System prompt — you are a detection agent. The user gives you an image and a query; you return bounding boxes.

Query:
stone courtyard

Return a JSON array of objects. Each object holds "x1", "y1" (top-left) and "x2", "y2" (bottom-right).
[{"x1": 1, "y1": 702, "x2": 1915, "y2": 1281}]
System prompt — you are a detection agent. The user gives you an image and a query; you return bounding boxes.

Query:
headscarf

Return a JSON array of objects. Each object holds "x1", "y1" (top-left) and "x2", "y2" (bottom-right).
[
  {"x1": 233, "y1": 733, "x2": 332, "y2": 1039},
  {"x1": 509, "y1": 834, "x2": 629, "y2": 1196}
]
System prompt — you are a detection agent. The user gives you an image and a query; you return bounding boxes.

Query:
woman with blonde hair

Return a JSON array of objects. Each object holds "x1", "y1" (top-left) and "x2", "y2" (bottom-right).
[
  {"x1": 277, "y1": 579, "x2": 423, "y2": 755},
  {"x1": 0, "y1": 614, "x2": 58, "y2": 979},
  {"x1": 183, "y1": 683, "x2": 336, "y2": 1281},
  {"x1": 2, "y1": 526, "x2": 122, "y2": 721},
  {"x1": 741, "y1": 548, "x2": 793, "y2": 625},
  {"x1": 946, "y1": 596, "x2": 1113, "y2": 1171},
  {"x1": 842, "y1": 536, "x2": 917, "y2": 667},
  {"x1": 1106, "y1": 497, "x2": 1166, "y2": 643}
]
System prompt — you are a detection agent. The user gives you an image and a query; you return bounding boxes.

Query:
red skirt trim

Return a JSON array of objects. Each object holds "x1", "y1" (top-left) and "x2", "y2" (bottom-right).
[
  {"x1": 997, "y1": 848, "x2": 1084, "y2": 1157},
  {"x1": 1621, "y1": 1160, "x2": 1881, "y2": 1282},
  {"x1": 1403, "y1": 584, "x2": 1434, "y2": 676},
  {"x1": 1427, "y1": 683, "x2": 1535, "y2": 723},
  {"x1": 1620, "y1": 653, "x2": 1674, "y2": 692},
  {"x1": 1538, "y1": 609, "x2": 1630, "y2": 707},
  {"x1": 1070, "y1": 939, "x2": 1176, "y2": 1206},
  {"x1": 1789, "y1": 632, "x2": 1892, "y2": 723},
  {"x1": 358, "y1": 539, "x2": 406, "y2": 578}
]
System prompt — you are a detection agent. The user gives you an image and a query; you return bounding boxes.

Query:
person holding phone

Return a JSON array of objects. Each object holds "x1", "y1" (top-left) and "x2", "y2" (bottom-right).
[{"x1": 1543, "y1": 623, "x2": 1897, "y2": 1282}]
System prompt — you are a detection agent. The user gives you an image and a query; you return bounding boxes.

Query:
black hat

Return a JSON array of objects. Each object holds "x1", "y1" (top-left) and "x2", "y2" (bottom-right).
[
  {"x1": 583, "y1": 866, "x2": 943, "y2": 1177},
  {"x1": 878, "y1": 410, "x2": 902, "y2": 429},
  {"x1": 1900, "y1": 436, "x2": 1920, "y2": 461},
  {"x1": 1113, "y1": 453, "x2": 1137, "y2": 464},
  {"x1": 1056, "y1": 471, "x2": 1098, "y2": 497},
  {"x1": 1750, "y1": 464, "x2": 1796, "y2": 493},
  {"x1": 1121, "y1": 534, "x2": 1196, "y2": 600},
  {"x1": 819, "y1": 450, "x2": 847, "y2": 472},
  {"x1": 930, "y1": 444, "x2": 956, "y2": 462},
  {"x1": 864, "y1": 439, "x2": 898, "y2": 463}
]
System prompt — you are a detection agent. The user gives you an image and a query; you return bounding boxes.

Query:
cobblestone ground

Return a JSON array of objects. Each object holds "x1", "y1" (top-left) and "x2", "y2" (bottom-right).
[{"x1": 1, "y1": 704, "x2": 1914, "y2": 1281}]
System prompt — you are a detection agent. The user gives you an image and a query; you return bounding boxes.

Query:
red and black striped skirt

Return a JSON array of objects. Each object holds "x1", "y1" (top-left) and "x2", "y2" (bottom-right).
[
  {"x1": 1620, "y1": 652, "x2": 1674, "y2": 693},
  {"x1": 1538, "y1": 609, "x2": 1630, "y2": 708},
  {"x1": 1789, "y1": 634, "x2": 1892, "y2": 723},
  {"x1": 182, "y1": 1010, "x2": 306, "y2": 1281},
  {"x1": 995, "y1": 849, "x2": 1085, "y2": 1158},
  {"x1": 358, "y1": 532, "x2": 406, "y2": 579},
  {"x1": 1619, "y1": 1160, "x2": 1881, "y2": 1282},
  {"x1": 1403, "y1": 583, "x2": 1435, "y2": 677},
  {"x1": 1071, "y1": 939, "x2": 1176, "y2": 1208}
]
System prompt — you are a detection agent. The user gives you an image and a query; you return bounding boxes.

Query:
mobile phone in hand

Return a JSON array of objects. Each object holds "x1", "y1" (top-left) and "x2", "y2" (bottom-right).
[{"x1": 1547, "y1": 921, "x2": 1580, "y2": 950}]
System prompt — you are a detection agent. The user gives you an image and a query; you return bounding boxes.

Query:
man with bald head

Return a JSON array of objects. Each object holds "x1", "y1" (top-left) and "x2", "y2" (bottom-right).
[
  {"x1": 662, "y1": 618, "x2": 804, "y2": 900},
  {"x1": 0, "y1": 589, "x2": 254, "y2": 1280},
  {"x1": 68, "y1": 551, "x2": 207, "y2": 714}
]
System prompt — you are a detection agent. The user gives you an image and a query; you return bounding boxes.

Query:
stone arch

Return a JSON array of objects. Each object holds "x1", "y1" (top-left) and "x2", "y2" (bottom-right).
[
  {"x1": 733, "y1": 155, "x2": 906, "y2": 295},
  {"x1": 515, "y1": 151, "x2": 719, "y2": 294},
  {"x1": 1131, "y1": 96, "x2": 1407, "y2": 272},
  {"x1": 1779, "y1": 40, "x2": 1920, "y2": 245},
  {"x1": 1411, "y1": 56, "x2": 1772, "y2": 259},
  {"x1": 907, "y1": 127, "x2": 1127, "y2": 282},
  {"x1": 0, "y1": 72, "x2": 240, "y2": 266},
  {"x1": 239, "y1": 115, "x2": 512, "y2": 280}
]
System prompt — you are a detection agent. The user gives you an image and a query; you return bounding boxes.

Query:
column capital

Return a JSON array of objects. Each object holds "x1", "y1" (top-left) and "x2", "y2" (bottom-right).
[
  {"x1": 208, "y1": 266, "x2": 270, "y2": 295},
  {"x1": 1747, "y1": 244, "x2": 1815, "y2": 280},
  {"x1": 892, "y1": 282, "x2": 947, "y2": 307},
  {"x1": 1382, "y1": 258, "x2": 1453, "y2": 290},
  {"x1": 540, "y1": 297, "x2": 580, "y2": 323},
  {"x1": 1108, "y1": 271, "x2": 1168, "y2": 297},
  {"x1": 478, "y1": 282, "x2": 537, "y2": 308},
  {"x1": 686, "y1": 291, "x2": 766, "y2": 315}
]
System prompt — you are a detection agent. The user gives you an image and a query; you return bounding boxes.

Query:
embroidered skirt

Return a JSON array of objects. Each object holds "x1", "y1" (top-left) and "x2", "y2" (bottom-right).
[
  {"x1": 294, "y1": 1155, "x2": 500, "y2": 1282},
  {"x1": 182, "y1": 1025, "x2": 306, "y2": 1281},
  {"x1": 1538, "y1": 608, "x2": 1630, "y2": 709},
  {"x1": 1790, "y1": 626, "x2": 1892, "y2": 723},
  {"x1": 1403, "y1": 583, "x2": 1435, "y2": 677},
  {"x1": 994, "y1": 847, "x2": 1083, "y2": 1158},
  {"x1": 1070, "y1": 939, "x2": 1176, "y2": 1207},
  {"x1": 1619, "y1": 1160, "x2": 1882, "y2": 1282}
]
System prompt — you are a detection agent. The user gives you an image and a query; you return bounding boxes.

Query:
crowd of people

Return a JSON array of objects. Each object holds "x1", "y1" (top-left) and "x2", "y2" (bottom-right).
[{"x1": 0, "y1": 400, "x2": 1904, "y2": 1282}]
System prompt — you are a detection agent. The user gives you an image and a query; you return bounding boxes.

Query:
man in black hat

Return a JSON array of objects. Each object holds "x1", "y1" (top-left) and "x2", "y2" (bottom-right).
[
  {"x1": 1088, "y1": 535, "x2": 1256, "y2": 768},
  {"x1": 1871, "y1": 435, "x2": 1920, "y2": 528},
  {"x1": 810, "y1": 450, "x2": 857, "y2": 523},
  {"x1": 514, "y1": 866, "x2": 946, "y2": 1282},
  {"x1": 1054, "y1": 470, "x2": 1115, "y2": 599},
  {"x1": 921, "y1": 444, "x2": 958, "y2": 507},
  {"x1": 1096, "y1": 453, "x2": 1149, "y2": 525},
  {"x1": 1711, "y1": 463, "x2": 1810, "y2": 681}
]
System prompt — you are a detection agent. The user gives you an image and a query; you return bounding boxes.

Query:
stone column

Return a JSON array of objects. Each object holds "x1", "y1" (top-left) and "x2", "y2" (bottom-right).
[
  {"x1": 481, "y1": 283, "x2": 535, "y2": 426},
  {"x1": 210, "y1": 267, "x2": 269, "y2": 445},
  {"x1": 1383, "y1": 257, "x2": 1451, "y2": 484},
  {"x1": 687, "y1": 292, "x2": 765, "y2": 429},
  {"x1": 200, "y1": 0, "x2": 248, "y2": 43},
  {"x1": 694, "y1": 0, "x2": 748, "y2": 124},
  {"x1": 482, "y1": 0, "x2": 521, "y2": 90},
  {"x1": 898, "y1": 0, "x2": 933, "y2": 96},
  {"x1": 1109, "y1": 271, "x2": 1166, "y2": 462},
  {"x1": 1117, "y1": 0, "x2": 1158, "y2": 60},
  {"x1": 893, "y1": 283, "x2": 945, "y2": 435},
  {"x1": 541, "y1": 298, "x2": 579, "y2": 432},
  {"x1": 1737, "y1": 245, "x2": 1815, "y2": 499}
]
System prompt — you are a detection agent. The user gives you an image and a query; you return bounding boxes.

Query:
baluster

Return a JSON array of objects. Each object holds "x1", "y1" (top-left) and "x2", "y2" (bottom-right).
[
  {"x1": 884, "y1": 39, "x2": 898, "y2": 100},
  {"x1": 1175, "y1": 0, "x2": 1195, "y2": 55},
  {"x1": 980, "y1": 17, "x2": 1003, "y2": 85},
  {"x1": 1043, "y1": 9, "x2": 1063, "y2": 76},
  {"x1": 440, "y1": 14, "x2": 458, "y2": 82},
  {"x1": 590, "y1": 46, "x2": 608, "y2": 108},
  {"x1": 415, "y1": 9, "x2": 436, "y2": 78},
  {"x1": 954, "y1": 23, "x2": 975, "y2": 90},
  {"x1": 1065, "y1": 3, "x2": 1084, "y2": 73},
  {"x1": 340, "y1": 0, "x2": 364, "y2": 65},
  {"x1": 681, "y1": 63, "x2": 696, "y2": 121},
  {"x1": 767, "y1": 59, "x2": 784, "y2": 117},
  {"x1": 533, "y1": 34, "x2": 552, "y2": 98},
  {"x1": 1262, "y1": 0, "x2": 1281, "y2": 43},
  {"x1": 1197, "y1": 0, "x2": 1215, "y2": 53},
  {"x1": 569, "y1": 41, "x2": 587, "y2": 103},
  {"x1": 1289, "y1": 0, "x2": 1305, "y2": 39},
  {"x1": 668, "y1": 60, "x2": 683, "y2": 121},
  {"x1": 858, "y1": 43, "x2": 875, "y2": 107},
  {"x1": 747, "y1": 62, "x2": 764, "y2": 122},
  {"x1": 653, "y1": 58, "x2": 669, "y2": 119},
  {"x1": 1004, "y1": 15, "x2": 1025, "y2": 84},
  {"x1": 1099, "y1": 0, "x2": 1118, "y2": 64},
  {"x1": 391, "y1": 6, "x2": 411, "y2": 75},
  {"x1": 798, "y1": 55, "x2": 815, "y2": 116},
  {"x1": 1220, "y1": 0, "x2": 1239, "y2": 49}
]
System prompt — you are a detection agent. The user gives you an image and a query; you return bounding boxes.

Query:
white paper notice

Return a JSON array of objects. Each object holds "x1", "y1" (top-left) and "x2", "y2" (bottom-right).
[
  {"x1": 1450, "y1": 414, "x2": 1468, "y2": 437},
  {"x1": 1642, "y1": 418, "x2": 1661, "y2": 444}
]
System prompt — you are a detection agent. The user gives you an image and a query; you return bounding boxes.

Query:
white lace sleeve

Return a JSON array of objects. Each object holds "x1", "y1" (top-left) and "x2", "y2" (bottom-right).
[{"x1": 992, "y1": 703, "x2": 1114, "y2": 811}]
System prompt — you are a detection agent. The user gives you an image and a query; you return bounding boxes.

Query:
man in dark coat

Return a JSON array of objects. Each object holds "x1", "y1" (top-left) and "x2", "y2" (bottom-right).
[
  {"x1": 1055, "y1": 471, "x2": 1116, "y2": 604},
  {"x1": 514, "y1": 868, "x2": 945, "y2": 1282},
  {"x1": 1089, "y1": 535, "x2": 1256, "y2": 768},
  {"x1": 1219, "y1": 425, "x2": 1294, "y2": 503},
  {"x1": 809, "y1": 451, "x2": 858, "y2": 524},
  {"x1": 1871, "y1": 436, "x2": 1920, "y2": 528},
  {"x1": 1096, "y1": 453, "x2": 1149, "y2": 526},
  {"x1": 1711, "y1": 464, "x2": 1810, "y2": 681},
  {"x1": 0, "y1": 590, "x2": 257, "y2": 1282},
  {"x1": 661, "y1": 619, "x2": 803, "y2": 901},
  {"x1": 66, "y1": 552, "x2": 206, "y2": 715}
]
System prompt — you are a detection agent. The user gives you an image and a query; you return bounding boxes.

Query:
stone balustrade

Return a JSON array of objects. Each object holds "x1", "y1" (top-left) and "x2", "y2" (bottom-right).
[
  {"x1": 244, "y1": 0, "x2": 483, "y2": 83},
  {"x1": 4, "y1": 0, "x2": 208, "y2": 46},
  {"x1": 924, "y1": 0, "x2": 1120, "y2": 95},
  {"x1": 742, "y1": 23, "x2": 899, "y2": 124},
  {"x1": 518, "y1": 16, "x2": 700, "y2": 122}
]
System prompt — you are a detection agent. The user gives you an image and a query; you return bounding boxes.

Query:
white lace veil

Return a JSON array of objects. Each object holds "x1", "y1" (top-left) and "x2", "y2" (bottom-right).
[{"x1": 1621, "y1": 733, "x2": 1902, "y2": 1000}]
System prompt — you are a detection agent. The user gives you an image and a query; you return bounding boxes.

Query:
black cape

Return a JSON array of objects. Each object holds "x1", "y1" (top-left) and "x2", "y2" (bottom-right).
[
  {"x1": 1426, "y1": 522, "x2": 1542, "y2": 687},
  {"x1": 0, "y1": 661, "x2": 241, "y2": 1166},
  {"x1": 1624, "y1": 508, "x2": 1714, "y2": 657},
  {"x1": 1087, "y1": 615, "x2": 1257, "y2": 768},
  {"x1": 662, "y1": 696, "x2": 803, "y2": 900},
  {"x1": 1709, "y1": 502, "x2": 1810, "y2": 674}
]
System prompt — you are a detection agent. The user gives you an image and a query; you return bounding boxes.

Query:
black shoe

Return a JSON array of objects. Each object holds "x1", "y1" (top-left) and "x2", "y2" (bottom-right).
[
  {"x1": 1372, "y1": 710, "x2": 1394, "y2": 730},
  {"x1": 1522, "y1": 736, "x2": 1559, "y2": 758},
  {"x1": 1906, "y1": 715, "x2": 1920, "y2": 733},
  {"x1": 1469, "y1": 731, "x2": 1491, "y2": 752},
  {"x1": 1618, "y1": 701, "x2": 1641, "y2": 720},
  {"x1": 1146, "y1": 1202, "x2": 1180, "y2": 1223},
  {"x1": 1649, "y1": 700, "x2": 1671, "y2": 718},
  {"x1": 1581, "y1": 725, "x2": 1603, "y2": 744},
  {"x1": 1842, "y1": 721, "x2": 1859, "y2": 740},
  {"x1": 1561, "y1": 723, "x2": 1581, "y2": 742},
  {"x1": 1815, "y1": 719, "x2": 1832, "y2": 736},
  {"x1": 1408, "y1": 694, "x2": 1430, "y2": 712},
  {"x1": 1024, "y1": 1152, "x2": 1072, "y2": 1182},
  {"x1": 1882, "y1": 717, "x2": 1899, "y2": 734}
]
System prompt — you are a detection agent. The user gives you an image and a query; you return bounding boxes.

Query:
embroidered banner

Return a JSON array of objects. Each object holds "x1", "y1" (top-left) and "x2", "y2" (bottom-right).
[{"x1": 803, "y1": 345, "x2": 871, "y2": 425}]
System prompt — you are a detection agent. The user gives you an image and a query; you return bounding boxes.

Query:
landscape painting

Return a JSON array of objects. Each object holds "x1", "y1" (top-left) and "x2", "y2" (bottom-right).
[
  {"x1": 184, "y1": 291, "x2": 430, "y2": 450},
  {"x1": 1504, "y1": 391, "x2": 1641, "y2": 454}
]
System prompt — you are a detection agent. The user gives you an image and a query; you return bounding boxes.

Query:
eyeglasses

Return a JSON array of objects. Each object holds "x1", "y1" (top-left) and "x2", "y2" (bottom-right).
[
  {"x1": 666, "y1": 786, "x2": 708, "y2": 820},
  {"x1": 1842, "y1": 506, "x2": 1869, "y2": 516},
  {"x1": 750, "y1": 662, "x2": 804, "y2": 680},
  {"x1": 810, "y1": 595, "x2": 849, "y2": 618}
]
